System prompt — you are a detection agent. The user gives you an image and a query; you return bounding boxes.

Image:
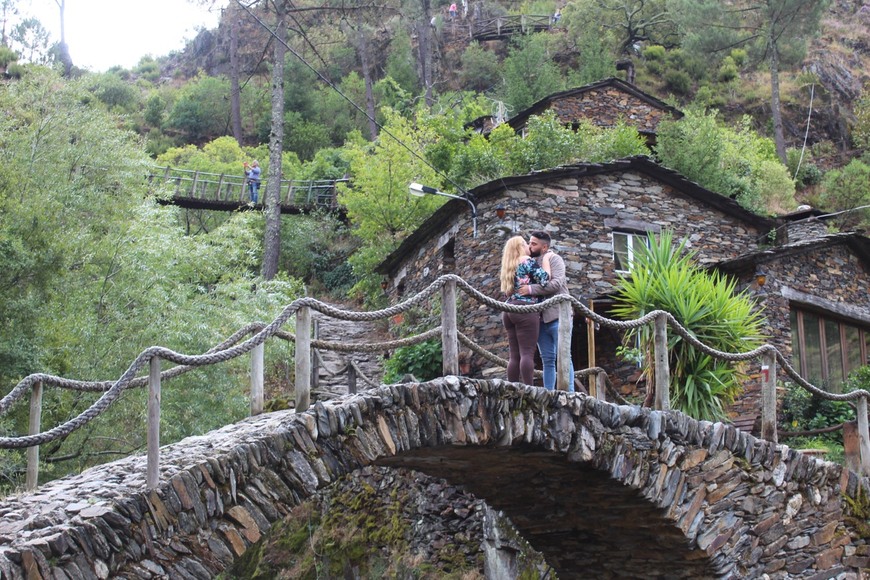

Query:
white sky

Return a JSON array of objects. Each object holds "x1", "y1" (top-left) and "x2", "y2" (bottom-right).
[{"x1": 26, "y1": 0, "x2": 224, "y2": 71}]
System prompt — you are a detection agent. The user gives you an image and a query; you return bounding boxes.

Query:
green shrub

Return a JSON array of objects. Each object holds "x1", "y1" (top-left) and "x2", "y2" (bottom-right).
[
  {"x1": 786, "y1": 148, "x2": 824, "y2": 187},
  {"x1": 664, "y1": 69, "x2": 692, "y2": 95},
  {"x1": 780, "y1": 381, "x2": 854, "y2": 439},
  {"x1": 642, "y1": 45, "x2": 666, "y2": 61},
  {"x1": 717, "y1": 56, "x2": 739, "y2": 83},
  {"x1": 729, "y1": 48, "x2": 747, "y2": 67},
  {"x1": 0, "y1": 45, "x2": 18, "y2": 69},
  {"x1": 383, "y1": 340, "x2": 442, "y2": 383},
  {"x1": 321, "y1": 262, "x2": 356, "y2": 294},
  {"x1": 611, "y1": 231, "x2": 766, "y2": 421}
]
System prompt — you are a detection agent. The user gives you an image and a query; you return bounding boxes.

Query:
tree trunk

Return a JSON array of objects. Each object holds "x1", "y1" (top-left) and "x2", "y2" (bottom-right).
[
  {"x1": 417, "y1": 0, "x2": 434, "y2": 107},
  {"x1": 358, "y1": 28, "x2": 379, "y2": 140},
  {"x1": 262, "y1": 4, "x2": 287, "y2": 281},
  {"x1": 230, "y1": 8, "x2": 244, "y2": 145},
  {"x1": 55, "y1": 0, "x2": 72, "y2": 76},
  {"x1": 768, "y1": 36, "x2": 787, "y2": 163}
]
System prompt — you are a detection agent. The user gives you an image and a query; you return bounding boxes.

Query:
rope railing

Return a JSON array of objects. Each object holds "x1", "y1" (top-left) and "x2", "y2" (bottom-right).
[{"x1": 3, "y1": 274, "x2": 869, "y2": 491}]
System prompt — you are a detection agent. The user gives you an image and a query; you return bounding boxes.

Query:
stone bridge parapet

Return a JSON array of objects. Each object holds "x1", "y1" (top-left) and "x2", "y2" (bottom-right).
[{"x1": 0, "y1": 378, "x2": 866, "y2": 579}]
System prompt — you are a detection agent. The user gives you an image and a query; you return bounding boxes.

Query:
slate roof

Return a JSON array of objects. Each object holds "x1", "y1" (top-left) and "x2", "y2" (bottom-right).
[
  {"x1": 376, "y1": 156, "x2": 776, "y2": 276},
  {"x1": 714, "y1": 232, "x2": 870, "y2": 274},
  {"x1": 504, "y1": 77, "x2": 684, "y2": 134}
]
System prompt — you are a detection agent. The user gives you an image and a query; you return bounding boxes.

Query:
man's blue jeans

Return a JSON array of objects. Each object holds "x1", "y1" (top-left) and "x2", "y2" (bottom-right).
[{"x1": 538, "y1": 318, "x2": 574, "y2": 391}]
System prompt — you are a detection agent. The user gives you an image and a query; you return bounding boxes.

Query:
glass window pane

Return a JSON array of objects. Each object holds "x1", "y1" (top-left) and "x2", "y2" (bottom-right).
[
  {"x1": 825, "y1": 319, "x2": 843, "y2": 391},
  {"x1": 802, "y1": 312, "x2": 823, "y2": 386},
  {"x1": 845, "y1": 326, "x2": 862, "y2": 377},
  {"x1": 790, "y1": 310, "x2": 800, "y2": 370},
  {"x1": 613, "y1": 233, "x2": 629, "y2": 272}
]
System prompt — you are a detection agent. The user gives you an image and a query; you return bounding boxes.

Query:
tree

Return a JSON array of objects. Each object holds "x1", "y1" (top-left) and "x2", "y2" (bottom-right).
[
  {"x1": 262, "y1": 0, "x2": 289, "y2": 280},
  {"x1": 820, "y1": 159, "x2": 870, "y2": 233},
  {"x1": 0, "y1": 69, "x2": 304, "y2": 490},
  {"x1": 167, "y1": 73, "x2": 232, "y2": 142},
  {"x1": 52, "y1": 0, "x2": 72, "y2": 76},
  {"x1": 500, "y1": 35, "x2": 564, "y2": 112},
  {"x1": 0, "y1": 0, "x2": 18, "y2": 46},
  {"x1": 671, "y1": 0, "x2": 830, "y2": 163},
  {"x1": 338, "y1": 111, "x2": 444, "y2": 300},
  {"x1": 9, "y1": 17, "x2": 49, "y2": 63},
  {"x1": 656, "y1": 108, "x2": 796, "y2": 213},
  {"x1": 569, "y1": 0, "x2": 679, "y2": 55},
  {"x1": 611, "y1": 231, "x2": 766, "y2": 420}
]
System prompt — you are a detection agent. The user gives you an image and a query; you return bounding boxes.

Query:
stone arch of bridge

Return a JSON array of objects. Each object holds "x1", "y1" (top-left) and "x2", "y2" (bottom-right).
[
  {"x1": 0, "y1": 378, "x2": 853, "y2": 579},
  {"x1": 322, "y1": 378, "x2": 846, "y2": 578}
]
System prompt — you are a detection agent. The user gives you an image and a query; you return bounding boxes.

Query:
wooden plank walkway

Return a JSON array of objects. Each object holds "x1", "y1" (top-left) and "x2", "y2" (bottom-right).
[{"x1": 147, "y1": 166, "x2": 348, "y2": 214}]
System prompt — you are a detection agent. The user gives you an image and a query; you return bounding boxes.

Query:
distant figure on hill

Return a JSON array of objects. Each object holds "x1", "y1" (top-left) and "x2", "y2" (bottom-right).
[
  {"x1": 553, "y1": 8, "x2": 561, "y2": 24},
  {"x1": 243, "y1": 160, "x2": 261, "y2": 205},
  {"x1": 449, "y1": 2, "x2": 457, "y2": 18}
]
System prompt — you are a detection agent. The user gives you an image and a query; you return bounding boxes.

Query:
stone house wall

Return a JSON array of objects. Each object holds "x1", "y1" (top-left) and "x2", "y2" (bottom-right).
[
  {"x1": 545, "y1": 86, "x2": 674, "y2": 134},
  {"x1": 726, "y1": 242, "x2": 870, "y2": 423},
  {"x1": 386, "y1": 169, "x2": 768, "y2": 390}
]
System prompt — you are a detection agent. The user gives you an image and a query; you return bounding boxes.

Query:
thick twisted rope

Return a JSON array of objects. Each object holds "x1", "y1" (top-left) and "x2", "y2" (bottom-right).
[{"x1": 3, "y1": 274, "x2": 866, "y2": 449}]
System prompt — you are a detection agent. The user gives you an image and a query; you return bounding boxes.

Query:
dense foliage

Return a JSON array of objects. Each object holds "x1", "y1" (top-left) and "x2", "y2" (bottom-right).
[
  {"x1": 0, "y1": 68, "x2": 303, "y2": 492},
  {"x1": 0, "y1": 0, "x2": 866, "y2": 490}
]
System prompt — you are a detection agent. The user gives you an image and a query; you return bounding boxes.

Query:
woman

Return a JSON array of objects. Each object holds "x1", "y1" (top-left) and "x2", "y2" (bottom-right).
[
  {"x1": 499, "y1": 236, "x2": 551, "y2": 384},
  {"x1": 243, "y1": 160, "x2": 261, "y2": 204}
]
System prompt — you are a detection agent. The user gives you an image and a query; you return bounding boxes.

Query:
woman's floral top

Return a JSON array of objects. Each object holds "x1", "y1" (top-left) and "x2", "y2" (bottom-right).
[{"x1": 507, "y1": 257, "x2": 549, "y2": 304}]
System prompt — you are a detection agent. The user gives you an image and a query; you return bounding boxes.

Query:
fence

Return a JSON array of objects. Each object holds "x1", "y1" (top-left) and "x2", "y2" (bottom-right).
[
  {"x1": 2, "y1": 274, "x2": 869, "y2": 493},
  {"x1": 147, "y1": 166, "x2": 347, "y2": 210}
]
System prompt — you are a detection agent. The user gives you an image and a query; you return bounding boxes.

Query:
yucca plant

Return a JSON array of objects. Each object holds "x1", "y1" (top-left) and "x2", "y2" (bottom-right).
[{"x1": 611, "y1": 231, "x2": 767, "y2": 421}]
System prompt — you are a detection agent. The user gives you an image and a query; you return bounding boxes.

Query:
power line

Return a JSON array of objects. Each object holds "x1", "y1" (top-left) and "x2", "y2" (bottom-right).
[{"x1": 234, "y1": 0, "x2": 474, "y2": 198}]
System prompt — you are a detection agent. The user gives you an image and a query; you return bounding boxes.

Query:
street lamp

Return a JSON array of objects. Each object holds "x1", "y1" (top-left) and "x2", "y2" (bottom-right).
[{"x1": 409, "y1": 182, "x2": 477, "y2": 238}]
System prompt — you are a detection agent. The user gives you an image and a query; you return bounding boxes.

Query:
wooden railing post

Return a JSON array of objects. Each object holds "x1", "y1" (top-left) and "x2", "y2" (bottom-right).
[
  {"x1": 858, "y1": 397, "x2": 870, "y2": 476},
  {"x1": 595, "y1": 371, "x2": 607, "y2": 402},
  {"x1": 25, "y1": 381, "x2": 43, "y2": 491},
  {"x1": 556, "y1": 299, "x2": 572, "y2": 391},
  {"x1": 348, "y1": 362, "x2": 357, "y2": 395},
  {"x1": 295, "y1": 306, "x2": 312, "y2": 412},
  {"x1": 310, "y1": 319, "x2": 320, "y2": 392},
  {"x1": 250, "y1": 342, "x2": 264, "y2": 416},
  {"x1": 760, "y1": 350, "x2": 778, "y2": 443},
  {"x1": 653, "y1": 313, "x2": 670, "y2": 411},
  {"x1": 215, "y1": 174, "x2": 225, "y2": 201},
  {"x1": 147, "y1": 356, "x2": 161, "y2": 490},
  {"x1": 441, "y1": 279, "x2": 459, "y2": 376}
]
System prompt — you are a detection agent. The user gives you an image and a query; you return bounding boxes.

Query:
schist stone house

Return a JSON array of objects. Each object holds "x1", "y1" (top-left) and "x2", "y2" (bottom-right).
[
  {"x1": 375, "y1": 156, "x2": 870, "y2": 427},
  {"x1": 466, "y1": 77, "x2": 683, "y2": 146}
]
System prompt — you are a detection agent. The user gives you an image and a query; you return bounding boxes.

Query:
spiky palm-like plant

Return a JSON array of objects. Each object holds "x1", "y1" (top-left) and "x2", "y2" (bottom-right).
[{"x1": 611, "y1": 231, "x2": 767, "y2": 421}]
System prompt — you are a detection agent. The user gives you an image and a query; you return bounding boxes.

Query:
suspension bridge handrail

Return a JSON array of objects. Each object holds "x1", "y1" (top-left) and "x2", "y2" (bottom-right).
[
  {"x1": 3, "y1": 274, "x2": 869, "y2": 490},
  {"x1": 147, "y1": 165, "x2": 349, "y2": 210}
]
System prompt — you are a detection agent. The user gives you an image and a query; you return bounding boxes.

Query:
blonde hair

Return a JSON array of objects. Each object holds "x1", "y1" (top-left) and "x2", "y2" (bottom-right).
[{"x1": 499, "y1": 236, "x2": 528, "y2": 294}]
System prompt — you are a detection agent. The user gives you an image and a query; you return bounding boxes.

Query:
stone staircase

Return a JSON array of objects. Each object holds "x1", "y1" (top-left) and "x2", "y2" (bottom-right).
[{"x1": 310, "y1": 307, "x2": 388, "y2": 400}]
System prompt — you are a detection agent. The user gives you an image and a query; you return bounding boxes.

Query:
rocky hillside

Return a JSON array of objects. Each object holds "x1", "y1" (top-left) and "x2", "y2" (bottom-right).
[{"x1": 165, "y1": 0, "x2": 870, "y2": 167}]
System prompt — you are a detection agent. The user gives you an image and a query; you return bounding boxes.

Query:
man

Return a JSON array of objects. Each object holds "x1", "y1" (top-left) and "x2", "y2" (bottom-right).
[{"x1": 519, "y1": 231, "x2": 574, "y2": 391}]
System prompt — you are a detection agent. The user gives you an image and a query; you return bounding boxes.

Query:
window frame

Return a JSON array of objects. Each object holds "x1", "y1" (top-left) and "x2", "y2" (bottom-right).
[
  {"x1": 612, "y1": 230, "x2": 649, "y2": 274},
  {"x1": 790, "y1": 307, "x2": 870, "y2": 391}
]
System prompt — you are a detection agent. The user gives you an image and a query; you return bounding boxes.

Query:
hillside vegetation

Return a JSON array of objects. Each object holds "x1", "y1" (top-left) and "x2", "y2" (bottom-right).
[{"x1": 0, "y1": 0, "x2": 869, "y2": 494}]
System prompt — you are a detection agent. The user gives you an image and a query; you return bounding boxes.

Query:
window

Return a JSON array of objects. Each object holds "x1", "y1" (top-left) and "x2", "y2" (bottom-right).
[
  {"x1": 790, "y1": 308, "x2": 870, "y2": 392},
  {"x1": 612, "y1": 231, "x2": 649, "y2": 273}
]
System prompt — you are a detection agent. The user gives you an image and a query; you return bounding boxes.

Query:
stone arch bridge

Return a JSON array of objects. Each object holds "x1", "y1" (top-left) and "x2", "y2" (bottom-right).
[{"x1": 0, "y1": 378, "x2": 866, "y2": 579}]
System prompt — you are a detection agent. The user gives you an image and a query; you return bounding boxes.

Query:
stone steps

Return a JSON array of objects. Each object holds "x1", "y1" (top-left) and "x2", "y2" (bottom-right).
[{"x1": 310, "y1": 308, "x2": 387, "y2": 400}]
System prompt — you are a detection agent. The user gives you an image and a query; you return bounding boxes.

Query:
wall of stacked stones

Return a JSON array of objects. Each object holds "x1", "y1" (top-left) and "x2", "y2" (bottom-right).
[
  {"x1": 548, "y1": 88, "x2": 672, "y2": 133},
  {"x1": 388, "y1": 170, "x2": 766, "y2": 381},
  {"x1": 0, "y1": 379, "x2": 864, "y2": 579},
  {"x1": 727, "y1": 242, "x2": 870, "y2": 420}
]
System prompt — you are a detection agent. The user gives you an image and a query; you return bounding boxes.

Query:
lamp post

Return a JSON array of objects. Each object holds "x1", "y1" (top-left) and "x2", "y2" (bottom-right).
[{"x1": 409, "y1": 182, "x2": 477, "y2": 238}]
